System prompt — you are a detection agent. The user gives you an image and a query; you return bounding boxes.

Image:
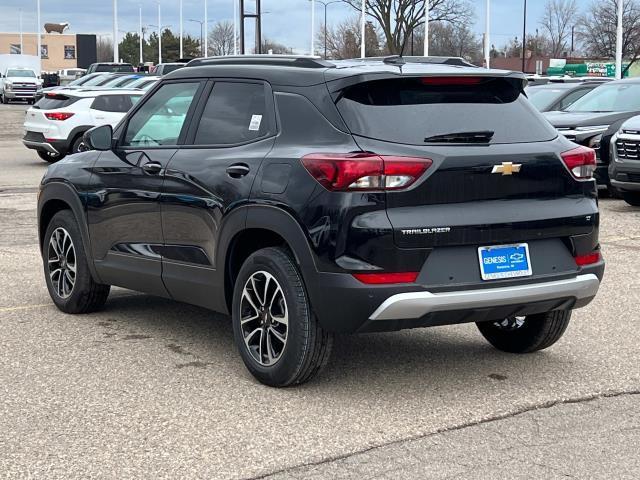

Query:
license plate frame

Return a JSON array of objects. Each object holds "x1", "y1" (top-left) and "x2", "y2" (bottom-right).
[{"x1": 478, "y1": 243, "x2": 533, "y2": 281}]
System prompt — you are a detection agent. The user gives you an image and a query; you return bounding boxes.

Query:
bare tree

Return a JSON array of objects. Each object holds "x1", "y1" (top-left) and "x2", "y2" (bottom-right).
[
  {"x1": 343, "y1": 0, "x2": 473, "y2": 54},
  {"x1": 540, "y1": 0, "x2": 578, "y2": 57},
  {"x1": 577, "y1": 0, "x2": 640, "y2": 73},
  {"x1": 260, "y1": 39, "x2": 292, "y2": 54},
  {"x1": 317, "y1": 17, "x2": 380, "y2": 59},
  {"x1": 96, "y1": 37, "x2": 114, "y2": 62},
  {"x1": 409, "y1": 20, "x2": 481, "y2": 62},
  {"x1": 208, "y1": 21, "x2": 235, "y2": 56}
]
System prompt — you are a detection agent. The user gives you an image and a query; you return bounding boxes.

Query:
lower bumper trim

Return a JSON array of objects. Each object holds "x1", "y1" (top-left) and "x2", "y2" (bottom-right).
[
  {"x1": 22, "y1": 140, "x2": 59, "y2": 155},
  {"x1": 369, "y1": 274, "x2": 600, "y2": 321}
]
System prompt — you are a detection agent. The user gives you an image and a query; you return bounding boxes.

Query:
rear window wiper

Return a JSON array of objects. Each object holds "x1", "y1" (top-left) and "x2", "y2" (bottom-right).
[{"x1": 424, "y1": 131, "x2": 494, "y2": 144}]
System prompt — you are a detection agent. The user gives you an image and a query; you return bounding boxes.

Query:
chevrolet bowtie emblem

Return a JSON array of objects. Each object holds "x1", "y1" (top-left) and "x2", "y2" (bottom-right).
[{"x1": 492, "y1": 162, "x2": 522, "y2": 175}]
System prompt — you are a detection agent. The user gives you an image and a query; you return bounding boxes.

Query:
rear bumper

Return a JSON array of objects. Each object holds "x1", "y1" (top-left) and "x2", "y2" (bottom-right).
[
  {"x1": 369, "y1": 274, "x2": 599, "y2": 321},
  {"x1": 307, "y1": 260, "x2": 604, "y2": 334},
  {"x1": 22, "y1": 131, "x2": 69, "y2": 155},
  {"x1": 22, "y1": 139, "x2": 60, "y2": 154}
]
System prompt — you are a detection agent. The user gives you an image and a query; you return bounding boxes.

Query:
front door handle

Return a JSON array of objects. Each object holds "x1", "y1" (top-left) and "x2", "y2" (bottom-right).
[
  {"x1": 142, "y1": 161, "x2": 162, "y2": 174},
  {"x1": 226, "y1": 163, "x2": 250, "y2": 178}
]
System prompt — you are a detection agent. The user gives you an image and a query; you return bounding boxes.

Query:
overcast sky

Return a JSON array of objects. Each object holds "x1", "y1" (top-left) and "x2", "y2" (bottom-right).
[{"x1": 1, "y1": 0, "x2": 592, "y2": 53}]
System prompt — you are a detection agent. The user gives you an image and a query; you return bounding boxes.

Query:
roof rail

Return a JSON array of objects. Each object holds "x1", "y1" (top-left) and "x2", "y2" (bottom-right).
[
  {"x1": 365, "y1": 56, "x2": 478, "y2": 68},
  {"x1": 187, "y1": 55, "x2": 336, "y2": 69}
]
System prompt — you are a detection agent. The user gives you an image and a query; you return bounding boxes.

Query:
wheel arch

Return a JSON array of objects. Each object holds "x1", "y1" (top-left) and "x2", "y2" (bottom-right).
[
  {"x1": 38, "y1": 182, "x2": 101, "y2": 282},
  {"x1": 219, "y1": 205, "x2": 318, "y2": 313}
]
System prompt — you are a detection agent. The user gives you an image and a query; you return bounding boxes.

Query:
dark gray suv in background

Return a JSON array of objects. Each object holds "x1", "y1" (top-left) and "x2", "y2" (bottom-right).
[{"x1": 37, "y1": 56, "x2": 604, "y2": 387}]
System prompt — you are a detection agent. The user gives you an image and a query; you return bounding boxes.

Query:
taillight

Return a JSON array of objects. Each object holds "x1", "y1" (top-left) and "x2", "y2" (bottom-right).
[
  {"x1": 352, "y1": 272, "x2": 419, "y2": 285},
  {"x1": 561, "y1": 146, "x2": 596, "y2": 180},
  {"x1": 45, "y1": 112, "x2": 75, "y2": 121},
  {"x1": 575, "y1": 251, "x2": 601, "y2": 266},
  {"x1": 301, "y1": 153, "x2": 432, "y2": 192}
]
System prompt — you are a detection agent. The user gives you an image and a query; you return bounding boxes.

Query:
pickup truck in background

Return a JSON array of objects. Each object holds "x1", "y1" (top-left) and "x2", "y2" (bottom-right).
[{"x1": 0, "y1": 54, "x2": 43, "y2": 104}]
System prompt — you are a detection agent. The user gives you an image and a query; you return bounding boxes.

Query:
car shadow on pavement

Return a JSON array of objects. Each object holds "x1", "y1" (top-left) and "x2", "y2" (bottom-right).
[{"x1": 96, "y1": 291, "x2": 571, "y2": 393}]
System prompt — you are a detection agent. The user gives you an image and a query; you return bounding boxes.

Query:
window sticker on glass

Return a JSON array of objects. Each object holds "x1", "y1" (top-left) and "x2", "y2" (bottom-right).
[{"x1": 249, "y1": 114, "x2": 262, "y2": 131}]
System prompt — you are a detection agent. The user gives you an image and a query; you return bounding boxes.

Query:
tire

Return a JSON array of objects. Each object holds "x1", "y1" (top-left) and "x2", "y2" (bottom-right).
[
  {"x1": 1, "y1": 94, "x2": 6, "y2": 104},
  {"x1": 232, "y1": 247, "x2": 333, "y2": 387},
  {"x1": 476, "y1": 310, "x2": 571, "y2": 353},
  {"x1": 43, "y1": 210, "x2": 110, "y2": 314},
  {"x1": 37, "y1": 150, "x2": 64, "y2": 163},
  {"x1": 622, "y1": 191, "x2": 640, "y2": 207},
  {"x1": 71, "y1": 135, "x2": 86, "y2": 154}
]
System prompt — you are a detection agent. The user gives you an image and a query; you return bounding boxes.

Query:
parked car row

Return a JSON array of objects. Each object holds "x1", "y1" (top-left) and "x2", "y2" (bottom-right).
[
  {"x1": 21, "y1": 62, "x2": 189, "y2": 162},
  {"x1": 527, "y1": 76, "x2": 640, "y2": 206}
]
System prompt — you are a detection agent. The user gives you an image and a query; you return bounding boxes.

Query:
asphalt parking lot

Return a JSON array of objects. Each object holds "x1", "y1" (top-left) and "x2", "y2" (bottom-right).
[{"x1": 0, "y1": 103, "x2": 638, "y2": 479}]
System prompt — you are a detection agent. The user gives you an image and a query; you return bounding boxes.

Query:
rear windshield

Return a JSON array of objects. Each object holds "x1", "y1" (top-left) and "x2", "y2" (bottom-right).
[
  {"x1": 336, "y1": 77, "x2": 557, "y2": 145},
  {"x1": 35, "y1": 94, "x2": 79, "y2": 110},
  {"x1": 96, "y1": 64, "x2": 134, "y2": 73}
]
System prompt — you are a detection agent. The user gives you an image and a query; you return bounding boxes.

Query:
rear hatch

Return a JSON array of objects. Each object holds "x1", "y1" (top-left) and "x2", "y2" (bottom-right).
[
  {"x1": 334, "y1": 74, "x2": 598, "y2": 252},
  {"x1": 25, "y1": 93, "x2": 81, "y2": 135}
]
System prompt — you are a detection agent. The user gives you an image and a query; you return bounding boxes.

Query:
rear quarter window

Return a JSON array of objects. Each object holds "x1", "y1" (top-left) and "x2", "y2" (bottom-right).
[
  {"x1": 91, "y1": 95, "x2": 134, "y2": 113},
  {"x1": 336, "y1": 77, "x2": 558, "y2": 145}
]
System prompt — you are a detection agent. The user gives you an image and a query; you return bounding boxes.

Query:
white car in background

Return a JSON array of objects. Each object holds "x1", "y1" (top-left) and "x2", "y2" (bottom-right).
[
  {"x1": 23, "y1": 88, "x2": 142, "y2": 162},
  {"x1": 58, "y1": 68, "x2": 86, "y2": 85}
]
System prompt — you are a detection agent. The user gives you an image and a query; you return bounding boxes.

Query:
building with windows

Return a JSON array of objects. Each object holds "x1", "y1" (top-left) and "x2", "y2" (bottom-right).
[{"x1": 0, "y1": 32, "x2": 96, "y2": 71}]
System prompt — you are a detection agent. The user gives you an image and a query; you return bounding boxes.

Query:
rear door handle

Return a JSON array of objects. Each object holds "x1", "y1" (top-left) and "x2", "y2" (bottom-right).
[
  {"x1": 142, "y1": 161, "x2": 163, "y2": 174},
  {"x1": 226, "y1": 163, "x2": 250, "y2": 178}
]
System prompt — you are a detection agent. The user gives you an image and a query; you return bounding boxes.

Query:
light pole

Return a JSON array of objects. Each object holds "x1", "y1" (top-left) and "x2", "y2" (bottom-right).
[
  {"x1": 157, "y1": 1, "x2": 162, "y2": 64},
  {"x1": 179, "y1": 0, "x2": 183, "y2": 58},
  {"x1": 310, "y1": 0, "x2": 315, "y2": 56},
  {"x1": 36, "y1": 0, "x2": 41, "y2": 70},
  {"x1": 233, "y1": 0, "x2": 238, "y2": 55},
  {"x1": 139, "y1": 5, "x2": 143, "y2": 65},
  {"x1": 311, "y1": 1, "x2": 340, "y2": 60},
  {"x1": 424, "y1": 0, "x2": 429, "y2": 56},
  {"x1": 188, "y1": 19, "x2": 213, "y2": 57},
  {"x1": 19, "y1": 9, "x2": 23, "y2": 54},
  {"x1": 204, "y1": 0, "x2": 208, "y2": 57},
  {"x1": 113, "y1": 0, "x2": 119, "y2": 62},
  {"x1": 616, "y1": 0, "x2": 624, "y2": 79},
  {"x1": 521, "y1": 0, "x2": 527, "y2": 73},
  {"x1": 360, "y1": 0, "x2": 365, "y2": 58},
  {"x1": 484, "y1": 0, "x2": 491, "y2": 68}
]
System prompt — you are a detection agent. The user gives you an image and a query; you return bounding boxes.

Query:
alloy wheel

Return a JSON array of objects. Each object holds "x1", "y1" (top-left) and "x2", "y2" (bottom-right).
[
  {"x1": 239, "y1": 271, "x2": 288, "y2": 366},
  {"x1": 47, "y1": 227, "x2": 76, "y2": 299}
]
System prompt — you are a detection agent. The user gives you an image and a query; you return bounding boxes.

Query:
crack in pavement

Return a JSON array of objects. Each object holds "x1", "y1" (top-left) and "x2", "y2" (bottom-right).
[{"x1": 247, "y1": 389, "x2": 640, "y2": 480}]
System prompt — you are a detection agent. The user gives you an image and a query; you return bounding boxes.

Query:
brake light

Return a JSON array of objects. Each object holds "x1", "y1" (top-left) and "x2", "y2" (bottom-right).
[
  {"x1": 352, "y1": 272, "x2": 419, "y2": 285},
  {"x1": 421, "y1": 76, "x2": 484, "y2": 86},
  {"x1": 561, "y1": 146, "x2": 596, "y2": 179},
  {"x1": 301, "y1": 153, "x2": 432, "y2": 191},
  {"x1": 575, "y1": 251, "x2": 601, "y2": 266},
  {"x1": 44, "y1": 112, "x2": 75, "y2": 121}
]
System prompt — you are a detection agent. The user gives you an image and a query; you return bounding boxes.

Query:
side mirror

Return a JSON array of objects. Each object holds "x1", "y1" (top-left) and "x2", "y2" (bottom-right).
[{"x1": 84, "y1": 124, "x2": 113, "y2": 151}]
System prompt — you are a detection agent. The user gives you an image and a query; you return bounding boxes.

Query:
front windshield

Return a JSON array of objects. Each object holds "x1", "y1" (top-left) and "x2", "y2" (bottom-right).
[
  {"x1": 7, "y1": 69, "x2": 35, "y2": 78},
  {"x1": 566, "y1": 83, "x2": 640, "y2": 112},
  {"x1": 526, "y1": 88, "x2": 565, "y2": 110}
]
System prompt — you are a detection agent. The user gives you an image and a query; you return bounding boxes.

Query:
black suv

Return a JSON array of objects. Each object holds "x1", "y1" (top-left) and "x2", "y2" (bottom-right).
[{"x1": 37, "y1": 56, "x2": 604, "y2": 387}]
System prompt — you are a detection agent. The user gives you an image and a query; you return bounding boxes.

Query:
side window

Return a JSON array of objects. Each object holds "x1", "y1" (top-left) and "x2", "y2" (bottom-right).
[
  {"x1": 91, "y1": 95, "x2": 133, "y2": 113},
  {"x1": 122, "y1": 82, "x2": 200, "y2": 147},
  {"x1": 559, "y1": 89, "x2": 589, "y2": 110},
  {"x1": 194, "y1": 82, "x2": 269, "y2": 145}
]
